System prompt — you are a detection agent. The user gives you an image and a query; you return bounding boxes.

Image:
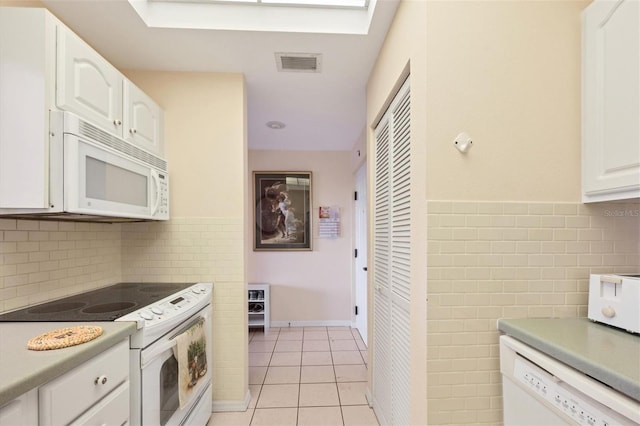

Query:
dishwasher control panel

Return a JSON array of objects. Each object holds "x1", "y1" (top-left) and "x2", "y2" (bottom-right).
[{"x1": 514, "y1": 357, "x2": 621, "y2": 426}]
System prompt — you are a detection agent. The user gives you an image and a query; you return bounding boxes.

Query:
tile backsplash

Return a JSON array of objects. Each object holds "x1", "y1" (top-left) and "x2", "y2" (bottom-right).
[
  {"x1": 0, "y1": 219, "x2": 122, "y2": 313},
  {"x1": 1, "y1": 202, "x2": 637, "y2": 417},
  {"x1": 121, "y1": 217, "x2": 247, "y2": 404},
  {"x1": 0, "y1": 216, "x2": 246, "y2": 404},
  {"x1": 426, "y1": 201, "x2": 640, "y2": 425}
]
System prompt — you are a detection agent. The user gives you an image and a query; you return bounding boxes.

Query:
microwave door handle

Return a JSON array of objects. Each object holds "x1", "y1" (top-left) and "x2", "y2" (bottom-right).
[{"x1": 151, "y1": 171, "x2": 161, "y2": 216}]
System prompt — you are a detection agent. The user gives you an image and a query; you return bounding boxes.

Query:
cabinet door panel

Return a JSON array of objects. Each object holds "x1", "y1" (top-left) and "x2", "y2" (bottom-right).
[
  {"x1": 0, "y1": 388, "x2": 37, "y2": 426},
  {"x1": 583, "y1": 0, "x2": 640, "y2": 201},
  {"x1": 123, "y1": 80, "x2": 164, "y2": 156},
  {"x1": 39, "y1": 340, "x2": 129, "y2": 426},
  {"x1": 69, "y1": 382, "x2": 129, "y2": 426},
  {"x1": 56, "y1": 25, "x2": 123, "y2": 136}
]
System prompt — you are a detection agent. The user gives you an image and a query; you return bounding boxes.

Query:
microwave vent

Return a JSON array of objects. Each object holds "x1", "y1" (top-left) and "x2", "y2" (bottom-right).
[{"x1": 78, "y1": 121, "x2": 167, "y2": 172}]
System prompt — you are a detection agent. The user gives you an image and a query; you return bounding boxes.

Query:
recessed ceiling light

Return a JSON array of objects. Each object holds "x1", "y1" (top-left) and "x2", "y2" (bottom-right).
[{"x1": 266, "y1": 121, "x2": 286, "y2": 129}]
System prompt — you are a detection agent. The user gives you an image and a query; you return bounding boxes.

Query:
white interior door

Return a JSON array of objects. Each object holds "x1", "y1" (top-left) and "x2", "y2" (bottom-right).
[{"x1": 354, "y1": 164, "x2": 368, "y2": 345}]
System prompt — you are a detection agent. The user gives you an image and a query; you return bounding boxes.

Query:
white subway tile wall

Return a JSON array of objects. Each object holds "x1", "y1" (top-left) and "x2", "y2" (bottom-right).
[
  {"x1": 0, "y1": 219, "x2": 122, "y2": 313},
  {"x1": 427, "y1": 201, "x2": 640, "y2": 425},
  {"x1": 2, "y1": 202, "x2": 638, "y2": 422},
  {"x1": 0, "y1": 217, "x2": 246, "y2": 404},
  {"x1": 121, "y1": 218, "x2": 247, "y2": 403}
]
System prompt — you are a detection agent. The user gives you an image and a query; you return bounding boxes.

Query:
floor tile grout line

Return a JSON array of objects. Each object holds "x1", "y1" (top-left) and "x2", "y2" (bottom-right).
[{"x1": 248, "y1": 327, "x2": 373, "y2": 426}]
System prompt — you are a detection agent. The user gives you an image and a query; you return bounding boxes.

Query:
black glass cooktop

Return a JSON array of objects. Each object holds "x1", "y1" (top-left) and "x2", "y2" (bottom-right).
[{"x1": 0, "y1": 282, "x2": 194, "y2": 322}]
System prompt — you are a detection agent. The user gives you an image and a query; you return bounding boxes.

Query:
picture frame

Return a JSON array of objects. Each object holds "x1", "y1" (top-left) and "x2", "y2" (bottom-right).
[{"x1": 253, "y1": 171, "x2": 312, "y2": 251}]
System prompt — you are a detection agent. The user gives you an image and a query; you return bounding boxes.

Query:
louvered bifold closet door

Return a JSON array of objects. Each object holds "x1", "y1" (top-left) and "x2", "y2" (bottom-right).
[
  {"x1": 373, "y1": 119, "x2": 392, "y2": 424},
  {"x1": 372, "y1": 77, "x2": 411, "y2": 426},
  {"x1": 390, "y1": 85, "x2": 411, "y2": 426}
]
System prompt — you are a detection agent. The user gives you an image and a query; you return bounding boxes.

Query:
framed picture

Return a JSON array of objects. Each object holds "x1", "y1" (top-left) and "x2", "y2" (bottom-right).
[{"x1": 253, "y1": 171, "x2": 312, "y2": 251}]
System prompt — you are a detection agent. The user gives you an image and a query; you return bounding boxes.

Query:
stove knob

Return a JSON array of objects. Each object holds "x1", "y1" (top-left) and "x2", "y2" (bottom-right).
[
  {"x1": 151, "y1": 306, "x2": 164, "y2": 315},
  {"x1": 140, "y1": 310, "x2": 153, "y2": 320}
]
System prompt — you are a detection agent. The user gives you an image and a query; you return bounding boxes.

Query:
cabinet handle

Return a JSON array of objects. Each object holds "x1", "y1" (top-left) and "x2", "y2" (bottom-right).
[
  {"x1": 113, "y1": 119, "x2": 122, "y2": 126},
  {"x1": 130, "y1": 128, "x2": 137, "y2": 134},
  {"x1": 94, "y1": 376, "x2": 108, "y2": 385}
]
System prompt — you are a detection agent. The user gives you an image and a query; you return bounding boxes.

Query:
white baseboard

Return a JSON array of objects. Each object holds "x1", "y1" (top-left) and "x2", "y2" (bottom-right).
[
  {"x1": 212, "y1": 389, "x2": 251, "y2": 412},
  {"x1": 270, "y1": 320, "x2": 351, "y2": 328}
]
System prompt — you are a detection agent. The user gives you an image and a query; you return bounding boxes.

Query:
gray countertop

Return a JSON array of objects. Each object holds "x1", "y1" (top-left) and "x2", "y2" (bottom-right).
[
  {"x1": 0, "y1": 321, "x2": 136, "y2": 407},
  {"x1": 497, "y1": 317, "x2": 640, "y2": 401}
]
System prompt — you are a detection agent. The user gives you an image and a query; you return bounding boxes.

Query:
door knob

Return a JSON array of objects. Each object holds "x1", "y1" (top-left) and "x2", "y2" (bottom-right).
[{"x1": 363, "y1": 267, "x2": 368, "y2": 271}]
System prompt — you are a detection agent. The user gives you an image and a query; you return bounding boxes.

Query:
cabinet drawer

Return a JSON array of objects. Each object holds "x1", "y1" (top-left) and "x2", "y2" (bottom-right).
[
  {"x1": 70, "y1": 381, "x2": 129, "y2": 426},
  {"x1": 39, "y1": 339, "x2": 129, "y2": 426}
]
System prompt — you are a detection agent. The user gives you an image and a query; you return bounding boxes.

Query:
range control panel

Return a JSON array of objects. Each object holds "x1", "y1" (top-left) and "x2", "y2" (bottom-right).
[{"x1": 514, "y1": 358, "x2": 625, "y2": 426}]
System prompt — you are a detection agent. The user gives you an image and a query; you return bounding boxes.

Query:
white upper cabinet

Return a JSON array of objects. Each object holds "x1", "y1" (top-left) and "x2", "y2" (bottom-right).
[
  {"x1": 56, "y1": 24, "x2": 124, "y2": 137},
  {"x1": 55, "y1": 16, "x2": 164, "y2": 156},
  {"x1": 123, "y1": 80, "x2": 164, "y2": 156},
  {"x1": 582, "y1": 0, "x2": 640, "y2": 202}
]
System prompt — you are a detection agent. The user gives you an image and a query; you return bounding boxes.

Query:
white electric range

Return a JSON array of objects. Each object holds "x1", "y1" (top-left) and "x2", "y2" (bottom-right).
[{"x1": 0, "y1": 282, "x2": 214, "y2": 426}]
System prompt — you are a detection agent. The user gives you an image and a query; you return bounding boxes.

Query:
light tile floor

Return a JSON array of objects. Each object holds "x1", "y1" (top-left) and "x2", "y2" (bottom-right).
[{"x1": 208, "y1": 326, "x2": 379, "y2": 426}]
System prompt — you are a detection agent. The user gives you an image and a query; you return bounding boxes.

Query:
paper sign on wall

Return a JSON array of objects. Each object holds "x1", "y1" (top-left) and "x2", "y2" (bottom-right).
[{"x1": 318, "y1": 206, "x2": 340, "y2": 238}]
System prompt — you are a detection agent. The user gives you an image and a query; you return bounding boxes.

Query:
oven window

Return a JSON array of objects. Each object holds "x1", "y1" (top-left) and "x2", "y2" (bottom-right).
[
  {"x1": 86, "y1": 156, "x2": 148, "y2": 206},
  {"x1": 160, "y1": 355, "x2": 179, "y2": 426}
]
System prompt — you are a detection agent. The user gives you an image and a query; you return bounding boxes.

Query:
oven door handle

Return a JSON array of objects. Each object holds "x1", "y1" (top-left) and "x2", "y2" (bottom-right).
[
  {"x1": 141, "y1": 316, "x2": 207, "y2": 368},
  {"x1": 141, "y1": 338, "x2": 177, "y2": 368}
]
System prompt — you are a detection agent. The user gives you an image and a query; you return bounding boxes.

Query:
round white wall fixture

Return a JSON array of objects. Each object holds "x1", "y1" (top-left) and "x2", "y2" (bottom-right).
[{"x1": 454, "y1": 132, "x2": 473, "y2": 153}]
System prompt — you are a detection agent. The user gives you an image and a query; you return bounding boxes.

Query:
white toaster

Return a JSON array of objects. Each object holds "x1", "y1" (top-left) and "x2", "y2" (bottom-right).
[{"x1": 588, "y1": 274, "x2": 640, "y2": 334}]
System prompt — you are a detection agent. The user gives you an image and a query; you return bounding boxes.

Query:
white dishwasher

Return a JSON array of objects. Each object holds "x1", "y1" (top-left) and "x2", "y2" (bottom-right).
[{"x1": 500, "y1": 335, "x2": 640, "y2": 426}]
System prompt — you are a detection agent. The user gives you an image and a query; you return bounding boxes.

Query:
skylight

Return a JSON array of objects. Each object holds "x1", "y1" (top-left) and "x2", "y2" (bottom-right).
[
  {"x1": 155, "y1": 0, "x2": 368, "y2": 8},
  {"x1": 129, "y1": 0, "x2": 376, "y2": 34}
]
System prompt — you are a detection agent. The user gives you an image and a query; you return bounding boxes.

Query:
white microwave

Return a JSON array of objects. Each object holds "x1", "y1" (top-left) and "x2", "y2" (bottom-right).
[{"x1": 0, "y1": 111, "x2": 169, "y2": 222}]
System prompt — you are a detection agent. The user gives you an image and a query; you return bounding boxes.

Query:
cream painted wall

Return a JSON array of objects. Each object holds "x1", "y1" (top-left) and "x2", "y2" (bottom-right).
[
  {"x1": 364, "y1": 0, "x2": 635, "y2": 425},
  {"x1": 425, "y1": 1, "x2": 586, "y2": 202},
  {"x1": 248, "y1": 150, "x2": 354, "y2": 325},
  {"x1": 0, "y1": 0, "x2": 42, "y2": 6},
  {"x1": 124, "y1": 71, "x2": 246, "y2": 218},
  {"x1": 122, "y1": 70, "x2": 249, "y2": 406}
]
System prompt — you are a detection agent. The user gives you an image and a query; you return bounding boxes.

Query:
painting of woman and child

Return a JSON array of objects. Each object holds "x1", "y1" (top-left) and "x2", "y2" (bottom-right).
[{"x1": 253, "y1": 171, "x2": 312, "y2": 251}]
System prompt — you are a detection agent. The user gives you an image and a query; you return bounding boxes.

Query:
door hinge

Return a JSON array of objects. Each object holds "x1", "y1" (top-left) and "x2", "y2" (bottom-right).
[
  {"x1": 355, "y1": 305, "x2": 358, "y2": 315},
  {"x1": 354, "y1": 191, "x2": 358, "y2": 201},
  {"x1": 354, "y1": 248, "x2": 358, "y2": 258}
]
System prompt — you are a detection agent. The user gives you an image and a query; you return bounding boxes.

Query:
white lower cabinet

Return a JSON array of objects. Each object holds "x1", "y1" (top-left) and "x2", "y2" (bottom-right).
[
  {"x1": 39, "y1": 339, "x2": 130, "y2": 426},
  {"x1": 70, "y1": 382, "x2": 129, "y2": 426},
  {"x1": 0, "y1": 339, "x2": 129, "y2": 426},
  {"x1": 0, "y1": 388, "x2": 38, "y2": 426}
]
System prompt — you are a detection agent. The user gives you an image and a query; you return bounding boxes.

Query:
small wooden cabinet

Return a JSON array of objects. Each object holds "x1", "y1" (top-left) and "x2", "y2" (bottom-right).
[
  {"x1": 248, "y1": 284, "x2": 270, "y2": 334},
  {"x1": 582, "y1": 0, "x2": 640, "y2": 202}
]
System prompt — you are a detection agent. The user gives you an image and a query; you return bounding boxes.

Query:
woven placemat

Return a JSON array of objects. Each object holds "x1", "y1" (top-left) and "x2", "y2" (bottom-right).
[{"x1": 27, "y1": 325, "x2": 104, "y2": 351}]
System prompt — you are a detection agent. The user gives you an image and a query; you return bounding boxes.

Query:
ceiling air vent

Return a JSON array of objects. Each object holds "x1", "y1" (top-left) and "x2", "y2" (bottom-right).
[{"x1": 275, "y1": 53, "x2": 322, "y2": 73}]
